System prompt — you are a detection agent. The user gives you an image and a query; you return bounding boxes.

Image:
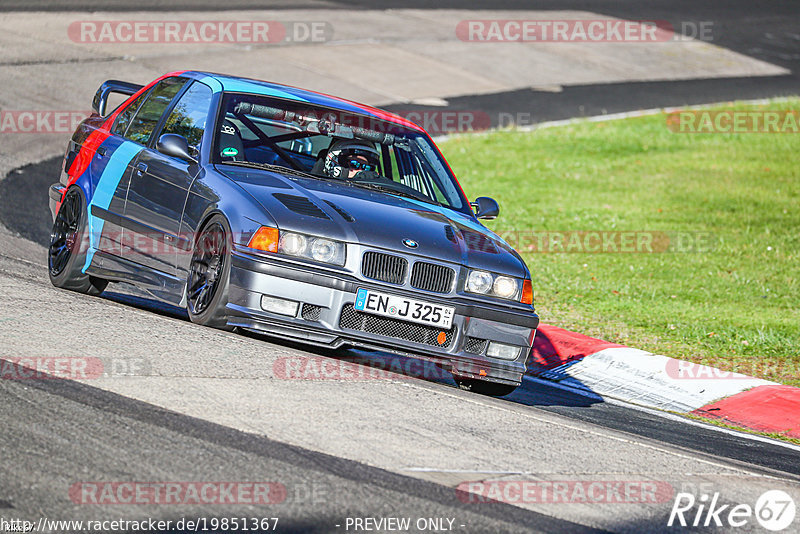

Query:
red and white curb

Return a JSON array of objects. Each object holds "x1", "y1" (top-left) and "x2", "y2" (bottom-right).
[{"x1": 528, "y1": 324, "x2": 800, "y2": 440}]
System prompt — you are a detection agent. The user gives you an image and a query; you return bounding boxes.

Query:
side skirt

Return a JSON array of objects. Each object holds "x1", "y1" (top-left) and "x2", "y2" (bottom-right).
[{"x1": 85, "y1": 250, "x2": 186, "y2": 306}]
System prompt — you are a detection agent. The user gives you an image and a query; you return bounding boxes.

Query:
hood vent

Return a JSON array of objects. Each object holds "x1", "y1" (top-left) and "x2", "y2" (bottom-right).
[
  {"x1": 324, "y1": 200, "x2": 355, "y2": 222},
  {"x1": 444, "y1": 225, "x2": 457, "y2": 243},
  {"x1": 273, "y1": 194, "x2": 330, "y2": 219}
]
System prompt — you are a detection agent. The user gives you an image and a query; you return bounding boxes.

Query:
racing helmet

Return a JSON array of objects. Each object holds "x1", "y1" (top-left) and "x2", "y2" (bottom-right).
[{"x1": 323, "y1": 139, "x2": 380, "y2": 179}]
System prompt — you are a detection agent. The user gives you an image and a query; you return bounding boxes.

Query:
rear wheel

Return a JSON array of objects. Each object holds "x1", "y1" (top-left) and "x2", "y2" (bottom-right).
[
  {"x1": 186, "y1": 215, "x2": 234, "y2": 330},
  {"x1": 454, "y1": 376, "x2": 518, "y2": 397},
  {"x1": 48, "y1": 187, "x2": 107, "y2": 295}
]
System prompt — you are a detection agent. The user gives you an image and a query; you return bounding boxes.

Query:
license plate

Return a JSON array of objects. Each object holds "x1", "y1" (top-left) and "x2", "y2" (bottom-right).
[{"x1": 354, "y1": 288, "x2": 455, "y2": 329}]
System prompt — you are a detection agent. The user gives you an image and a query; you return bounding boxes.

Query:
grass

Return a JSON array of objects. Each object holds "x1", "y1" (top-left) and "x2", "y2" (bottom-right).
[{"x1": 439, "y1": 99, "x2": 800, "y2": 387}]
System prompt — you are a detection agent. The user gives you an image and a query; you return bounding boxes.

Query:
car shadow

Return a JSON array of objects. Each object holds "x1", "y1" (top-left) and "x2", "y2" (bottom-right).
[
  {"x1": 323, "y1": 347, "x2": 603, "y2": 408},
  {"x1": 104, "y1": 289, "x2": 189, "y2": 320},
  {"x1": 102, "y1": 288, "x2": 602, "y2": 408}
]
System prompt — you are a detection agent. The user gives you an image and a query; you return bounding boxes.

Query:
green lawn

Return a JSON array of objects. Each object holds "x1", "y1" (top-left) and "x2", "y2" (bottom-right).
[{"x1": 439, "y1": 99, "x2": 800, "y2": 387}]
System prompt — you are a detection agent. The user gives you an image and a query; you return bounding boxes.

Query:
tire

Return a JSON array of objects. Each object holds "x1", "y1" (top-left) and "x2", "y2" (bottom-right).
[
  {"x1": 186, "y1": 214, "x2": 234, "y2": 331},
  {"x1": 454, "y1": 376, "x2": 518, "y2": 397},
  {"x1": 48, "y1": 187, "x2": 108, "y2": 295}
]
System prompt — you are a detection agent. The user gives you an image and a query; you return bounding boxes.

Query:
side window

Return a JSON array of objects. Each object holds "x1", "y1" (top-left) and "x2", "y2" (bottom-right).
[
  {"x1": 124, "y1": 77, "x2": 188, "y2": 146},
  {"x1": 158, "y1": 82, "x2": 212, "y2": 150},
  {"x1": 112, "y1": 91, "x2": 147, "y2": 137}
]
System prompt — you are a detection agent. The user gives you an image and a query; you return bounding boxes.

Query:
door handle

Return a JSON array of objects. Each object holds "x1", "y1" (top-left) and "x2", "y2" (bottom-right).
[
  {"x1": 135, "y1": 162, "x2": 148, "y2": 176},
  {"x1": 97, "y1": 146, "x2": 107, "y2": 157}
]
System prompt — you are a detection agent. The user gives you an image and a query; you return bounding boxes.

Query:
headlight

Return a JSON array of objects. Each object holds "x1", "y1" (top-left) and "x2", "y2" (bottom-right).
[
  {"x1": 465, "y1": 270, "x2": 522, "y2": 301},
  {"x1": 493, "y1": 276, "x2": 517, "y2": 299},
  {"x1": 279, "y1": 233, "x2": 306, "y2": 256},
  {"x1": 311, "y1": 238, "x2": 337, "y2": 263},
  {"x1": 249, "y1": 228, "x2": 346, "y2": 266},
  {"x1": 466, "y1": 270, "x2": 493, "y2": 294},
  {"x1": 280, "y1": 232, "x2": 345, "y2": 265}
]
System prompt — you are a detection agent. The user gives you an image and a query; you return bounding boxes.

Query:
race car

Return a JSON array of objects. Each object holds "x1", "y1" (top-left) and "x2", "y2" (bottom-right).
[{"x1": 48, "y1": 71, "x2": 539, "y2": 396}]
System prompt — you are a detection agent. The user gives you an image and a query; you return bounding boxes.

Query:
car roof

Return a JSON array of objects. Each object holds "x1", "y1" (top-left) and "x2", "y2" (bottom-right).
[{"x1": 186, "y1": 70, "x2": 424, "y2": 133}]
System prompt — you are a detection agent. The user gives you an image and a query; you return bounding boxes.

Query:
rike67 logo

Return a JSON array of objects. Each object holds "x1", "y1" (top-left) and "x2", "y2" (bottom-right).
[{"x1": 668, "y1": 489, "x2": 796, "y2": 531}]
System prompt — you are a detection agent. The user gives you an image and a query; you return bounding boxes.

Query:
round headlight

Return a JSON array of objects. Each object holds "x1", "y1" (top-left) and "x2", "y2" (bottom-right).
[
  {"x1": 467, "y1": 270, "x2": 493, "y2": 294},
  {"x1": 493, "y1": 276, "x2": 518, "y2": 299},
  {"x1": 310, "y1": 238, "x2": 337, "y2": 263},
  {"x1": 279, "y1": 233, "x2": 306, "y2": 256}
]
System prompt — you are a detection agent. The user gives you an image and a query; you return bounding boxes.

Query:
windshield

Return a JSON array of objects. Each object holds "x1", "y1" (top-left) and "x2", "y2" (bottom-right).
[{"x1": 213, "y1": 93, "x2": 468, "y2": 212}]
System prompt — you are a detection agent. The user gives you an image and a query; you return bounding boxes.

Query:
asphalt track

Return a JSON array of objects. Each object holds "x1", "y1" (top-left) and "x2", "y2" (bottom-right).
[
  {"x1": 1, "y1": 1, "x2": 799, "y2": 532},
  {"x1": 6, "y1": 0, "x2": 799, "y2": 121},
  {"x1": 0, "y1": 373, "x2": 604, "y2": 534}
]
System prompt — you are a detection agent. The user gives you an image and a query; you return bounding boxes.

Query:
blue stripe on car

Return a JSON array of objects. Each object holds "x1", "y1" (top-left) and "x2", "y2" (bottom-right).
[
  {"x1": 82, "y1": 141, "x2": 141, "y2": 272},
  {"x1": 197, "y1": 75, "x2": 223, "y2": 93},
  {"x1": 217, "y1": 79, "x2": 309, "y2": 102}
]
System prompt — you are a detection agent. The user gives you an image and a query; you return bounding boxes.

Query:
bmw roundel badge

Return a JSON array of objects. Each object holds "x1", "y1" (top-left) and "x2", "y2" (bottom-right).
[{"x1": 402, "y1": 239, "x2": 419, "y2": 249}]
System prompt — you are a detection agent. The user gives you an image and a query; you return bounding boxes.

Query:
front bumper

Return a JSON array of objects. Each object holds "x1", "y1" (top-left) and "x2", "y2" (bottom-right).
[{"x1": 227, "y1": 251, "x2": 539, "y2": 386}]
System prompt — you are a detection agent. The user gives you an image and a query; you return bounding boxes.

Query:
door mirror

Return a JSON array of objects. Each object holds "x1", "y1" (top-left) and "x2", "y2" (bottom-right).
[
  {"x1": 471, "y1": 197, "x2": 500, "y2": 220},
  {"x1": 156, "y1": 133, "x2": 196, "y2": 162}
]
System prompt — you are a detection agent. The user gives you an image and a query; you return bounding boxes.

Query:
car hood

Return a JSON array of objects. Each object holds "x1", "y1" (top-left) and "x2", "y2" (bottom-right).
[{"x1": 218, "y1": 164, "x2": 528, "y2": 277}]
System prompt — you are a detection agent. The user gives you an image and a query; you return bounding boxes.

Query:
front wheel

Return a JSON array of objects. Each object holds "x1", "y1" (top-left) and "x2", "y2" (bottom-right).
[
  {"x1": 186, "y1": 214, "x2": 234, "y2": 331},
  {"x1": 48, "y1": 187, "x2": 107, "y2": 295},
  {"x1": 453, "y1": 376, "x2": 518, "y2": 397}
]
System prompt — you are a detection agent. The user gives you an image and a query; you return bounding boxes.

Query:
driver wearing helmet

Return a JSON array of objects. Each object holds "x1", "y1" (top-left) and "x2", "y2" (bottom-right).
[{"x1": 323, "y1": 139, "x2": 381, "y2": 179}]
